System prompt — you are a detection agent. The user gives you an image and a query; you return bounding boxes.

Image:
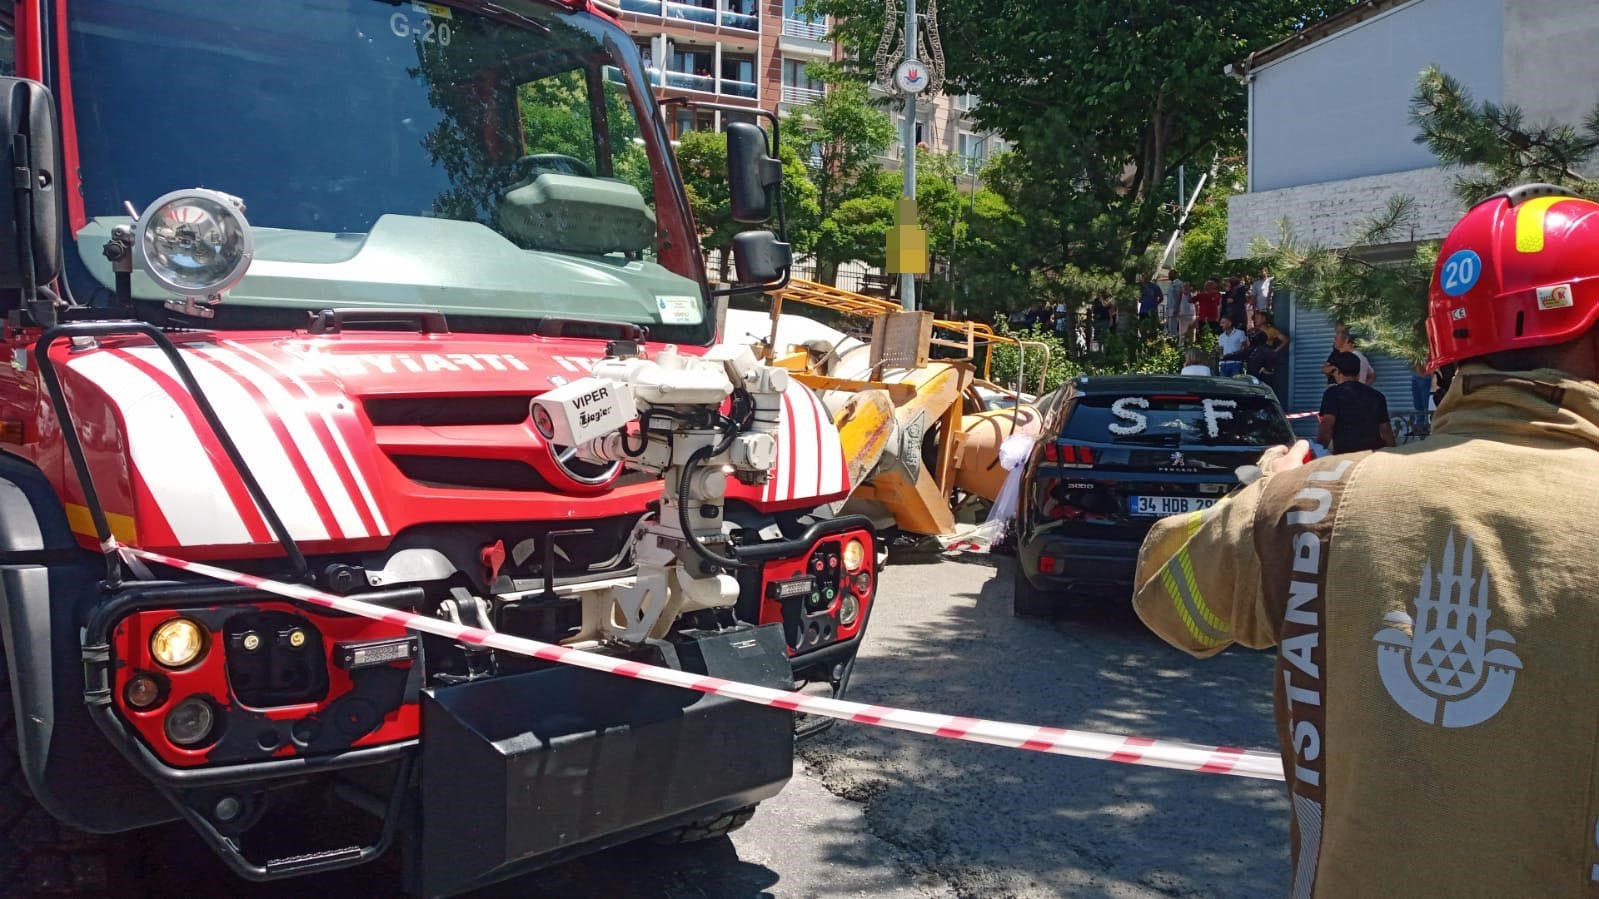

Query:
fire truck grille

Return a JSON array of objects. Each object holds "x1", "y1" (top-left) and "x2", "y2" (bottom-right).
[
  {"x1": 388, "y1": 455, "x2": 556, "y2": 492},
  {"x1": 388, "y1": 516, "x2": 641, "y2": 581},
  {"x1": 363, "y1": 395, "x2": 536, "y2": 427}
]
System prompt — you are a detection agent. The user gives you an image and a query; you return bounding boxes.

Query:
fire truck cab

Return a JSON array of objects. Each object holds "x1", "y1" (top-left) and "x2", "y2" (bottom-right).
[{"x1": 0, "y1": 1, "x2": 875, "y2": 894}]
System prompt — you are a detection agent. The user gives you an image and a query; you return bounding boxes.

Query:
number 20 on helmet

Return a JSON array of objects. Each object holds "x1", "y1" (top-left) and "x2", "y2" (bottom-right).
[{"x1": 1426, "y1": 183, "x2": 1599, "y2": 370}]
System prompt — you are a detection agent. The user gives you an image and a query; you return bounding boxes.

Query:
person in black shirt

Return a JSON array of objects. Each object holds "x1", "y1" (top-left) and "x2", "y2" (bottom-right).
[
  {"x1": 1318, "y1": 352, "x2": 1395, "y2": 453},
  {"x1": 1223, "y1": 276, "x2": 1249, "y2": 326}
]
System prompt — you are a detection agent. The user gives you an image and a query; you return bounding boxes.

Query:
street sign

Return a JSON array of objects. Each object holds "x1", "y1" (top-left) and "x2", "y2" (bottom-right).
[{"x1": 894, "y1": 59, "x2": 930, "y2": 94}]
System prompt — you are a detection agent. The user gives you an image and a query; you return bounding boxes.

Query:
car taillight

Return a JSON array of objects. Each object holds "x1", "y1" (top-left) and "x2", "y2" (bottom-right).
[{"x1": 1043, "y1": 443, "x2": 1095, "y2": 466}]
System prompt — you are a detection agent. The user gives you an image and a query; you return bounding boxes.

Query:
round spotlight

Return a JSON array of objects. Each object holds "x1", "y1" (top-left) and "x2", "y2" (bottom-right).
[
  {"x1": 838, "y1": 594, "x2": 860, "y2": 628},
  {"x1": 124, "y1": 673, "x2": 163, "y2": 710},
  {"x1": 164, "y1": 697, "x2": 217, "y2": 747},
  {"x1": 532, "y1": 404, "x2": 556, "y2": 441},
  {"x1": 852, "y1": 571, "x2": 872, "y2": 596},
  {"x1": 842, "y1": 538, "x2": 866, "y2": 573},
  {"x1": 150, "y1": 618, "x2": 206, "y2": 669},
  {"x1": 134, "y1": 188, "x2": 254, "y2": 297}
]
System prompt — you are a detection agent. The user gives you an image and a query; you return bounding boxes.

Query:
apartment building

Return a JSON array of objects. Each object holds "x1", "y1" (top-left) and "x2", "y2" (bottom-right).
[
  {"x1": 879, "y1": 89, "x2": 1004, "y2": 176},
  {"x1": 595, "y1": 0, "x2": 998, "y2": 169},
  {"x1": 592, "y1": 0, "x2": 834, "y2": 135}
]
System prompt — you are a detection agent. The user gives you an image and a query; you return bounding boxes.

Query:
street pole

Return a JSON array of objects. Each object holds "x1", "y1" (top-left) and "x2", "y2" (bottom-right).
[
  {"x1": 899, "y1": 0, "x2": 918, "y2": 311},
  {"x1": 877, "y1": 0, "x2": 941, "y2": 313}
]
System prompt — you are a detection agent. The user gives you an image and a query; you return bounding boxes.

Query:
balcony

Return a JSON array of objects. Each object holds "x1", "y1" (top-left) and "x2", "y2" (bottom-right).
[
  {"x1": 782, "y1": 17, "x2": 828, "y2": 40},
  {"x1": 664, "y1": 1, "x2": 715, "y2": 24},
  {"x1": 781, "y1": 84, "x2": 826, "y2": 105},
  {"x1": 721, "y1": 10, "x2": 758, "y2": 30},
  {"x1": 664, "y1": 70, "x2": 717, "y2": 93},
  {"x1": 605, "y1": 65, "x2": 664, "y2": 87},
  {"x1": 616, "y1": 0, "x2": 759, "y2": 31},
  {"x1": 656, "y1": 68, "x2": 758, "y2": 99}
]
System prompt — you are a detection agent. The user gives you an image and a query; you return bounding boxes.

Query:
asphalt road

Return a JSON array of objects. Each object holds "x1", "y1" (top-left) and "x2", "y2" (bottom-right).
[
  {"x1": 791, "y1": 551, "x2": 1288, "y2": 899},
  {"x1": 121, "y1": 552, "x2": 1288, "y2": 897}
]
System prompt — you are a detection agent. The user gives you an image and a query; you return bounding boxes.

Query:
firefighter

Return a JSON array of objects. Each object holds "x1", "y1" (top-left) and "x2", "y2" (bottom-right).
[{"x1": 1130, "y1": 184, "x2": 1599, "y2": 895}]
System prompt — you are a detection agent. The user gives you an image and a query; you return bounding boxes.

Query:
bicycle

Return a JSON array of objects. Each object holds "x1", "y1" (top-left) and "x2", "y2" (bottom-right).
[{"x1": 1389, "y1": 411, "x2": 1432, "y2": 445}]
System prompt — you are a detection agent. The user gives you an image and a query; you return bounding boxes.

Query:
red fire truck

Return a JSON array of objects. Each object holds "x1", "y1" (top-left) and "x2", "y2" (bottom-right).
[{"x1": 0, "y1": 1, "x2": 876, "y2": 894}]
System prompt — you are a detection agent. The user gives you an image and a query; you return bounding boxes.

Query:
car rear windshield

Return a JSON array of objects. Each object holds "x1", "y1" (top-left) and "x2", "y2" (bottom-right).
[{"x1": 1063, "y1": 394, "x2": 1293, "y2": 447}]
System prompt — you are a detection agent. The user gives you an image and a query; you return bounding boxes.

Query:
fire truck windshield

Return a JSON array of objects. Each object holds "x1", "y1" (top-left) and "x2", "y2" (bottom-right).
[{"x1": 62, "y1": 0, "x2": 712, "y2": 342}]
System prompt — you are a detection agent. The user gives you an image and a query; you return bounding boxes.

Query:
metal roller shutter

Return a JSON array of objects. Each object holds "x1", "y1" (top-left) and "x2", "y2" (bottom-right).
[{"x1": 1282, "y1": 292, "x2": 1422, "y2": 440}]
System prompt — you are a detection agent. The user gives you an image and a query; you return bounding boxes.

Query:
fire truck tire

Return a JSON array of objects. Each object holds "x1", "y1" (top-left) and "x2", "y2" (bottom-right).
[
  {"x1": 649, "y1": 804, "x2": 758, "y2": 845},
  {"x1": 0, "y1": 642, "x2": 114, "y2": 896},
  {"x1": 1011, "y1": 565, "x2": 1057, "y2": 618}
]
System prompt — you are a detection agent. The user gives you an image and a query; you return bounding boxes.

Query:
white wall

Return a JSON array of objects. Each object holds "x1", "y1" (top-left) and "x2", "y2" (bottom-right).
[
  {"x1": 1227, "y1": 165, "x2": 1462, "y2": 258},
  {"x1": 1502, "y1": 0, "x2": 1599, "y2": 128},
  {"x1": 1249, "y1": 0, "x2": 1503, "y2": 193}
]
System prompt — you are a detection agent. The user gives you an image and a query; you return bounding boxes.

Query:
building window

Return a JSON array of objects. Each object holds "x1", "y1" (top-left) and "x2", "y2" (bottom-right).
[
  {"x1": 666, "y1": 47, "x2": 716, "y2": 94},
  {"x1": 958, "y1": 132, "x2": 989, "y2": 173},
  {"x1": 782, "y1": 58, "x2": 825, "y2": 104},
  {"x1": 783, "y1": 0, "x2": 823, "y2": 23},
  {"x1": 782, "y1": 59, "x2": 823, "y2": 91},
  {"x1": 722, "y1": 54, "x2": 757, "y2": 98},
  {"x1": 914, "y1": 121, "x2": 925, "y2": 146},
  {"x1": 782, "y1": 0, "x2": 826, "y2": 38}
]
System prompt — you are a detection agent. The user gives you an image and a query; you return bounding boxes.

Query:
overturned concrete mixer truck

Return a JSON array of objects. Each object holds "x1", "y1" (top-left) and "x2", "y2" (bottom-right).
[{"x1": 0, "y1": 1, "x2": 876, "y2": 894}]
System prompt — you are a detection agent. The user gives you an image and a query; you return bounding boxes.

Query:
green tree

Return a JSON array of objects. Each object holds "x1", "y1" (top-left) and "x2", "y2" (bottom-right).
[
  {"x1": 1254, "y1": 65, "x2": 1599, "y2": 364},
  {"x1": 987, "y1": 318, "x2": 1197, "y2": 393},
  {"x1": 1412, "y1": 65, "x2": 1599, "y2": 204},
  {"x1": 949, "y1": 175, "x2": 1030, "y2": 318},
  {"x1": 807, "y1": 150, "x2": 969, "y2": 289},
  {"x1": 1175, "y1": 159, "x2": 1248, "y2": 284},
  {"x1": 674, "y1": 128, "x2": 820, "y2": 275},
  {"x1": 813, "y1": 0, "x2": 1358, "y2": 278},
  {"x1": 784, "y1": 76, "x2": 897, "y2": 283},
  {"x1": 1253, "y1": 197, "x2": 1438, "y2": 363}
]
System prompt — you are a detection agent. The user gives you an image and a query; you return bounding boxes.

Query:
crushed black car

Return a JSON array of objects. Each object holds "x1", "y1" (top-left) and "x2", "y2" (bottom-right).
[{"x1": 1012, "y1": 375, "x2": 1294, "y2": 617}]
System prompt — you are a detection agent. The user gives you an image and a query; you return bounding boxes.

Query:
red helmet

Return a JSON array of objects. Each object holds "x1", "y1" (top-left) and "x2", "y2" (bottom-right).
[{"x1": 1426, "y1": 184, "x2": 1599, "y2": 370}]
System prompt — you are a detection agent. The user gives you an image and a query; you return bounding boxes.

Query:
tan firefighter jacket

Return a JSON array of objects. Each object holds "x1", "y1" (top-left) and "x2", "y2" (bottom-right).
[{"x1": 1132, "y1": 366, "x2": 1599, "y2": 897}]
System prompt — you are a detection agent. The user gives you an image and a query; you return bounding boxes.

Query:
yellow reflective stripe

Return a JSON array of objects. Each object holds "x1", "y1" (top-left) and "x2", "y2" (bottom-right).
[
  {"x1": 65, "y1": 503, "x2": 137, "y2": 544},
  {"x1": 1186, "y1": 510, "x2": 1203, "y2": 538},
  {"x1": 1516, "y1": 196, "x2": 1566, "y2": 253},
  {"x1": 1177, "y1": 548, "x2": 1228, "y2": 636},
  {"x1": 1160, "y1": 565, "x2": 1219, "y2": 648}
]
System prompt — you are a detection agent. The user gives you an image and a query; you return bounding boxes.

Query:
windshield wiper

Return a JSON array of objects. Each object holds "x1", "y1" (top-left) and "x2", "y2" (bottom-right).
[
  {"x1": 535, "y1": 317, "x2": 649, "y2": 343},
  {"x1": 308, "y1": 308, "x2": 450, "y2": 335}
]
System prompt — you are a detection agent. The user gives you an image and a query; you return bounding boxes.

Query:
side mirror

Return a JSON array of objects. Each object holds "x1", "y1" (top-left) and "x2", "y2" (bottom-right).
[
  {"x1": 732, "y1": 230, "x2": 791, "y2": 285},
  {"x1": 726, "y1": 122, "x2": 781, "y2": 223},
  {"x1": 0, "y1": 78, "x2": 59, "y2": 303}
]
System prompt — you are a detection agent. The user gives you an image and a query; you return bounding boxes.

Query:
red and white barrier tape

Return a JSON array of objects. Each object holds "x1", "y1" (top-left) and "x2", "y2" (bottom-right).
[
  {"x1": 119, "y1": 545, "x2": 1285, "y2": 782},
  {"x1": 1284, "y1": 411, "x2": 1320, "y2": 420}
]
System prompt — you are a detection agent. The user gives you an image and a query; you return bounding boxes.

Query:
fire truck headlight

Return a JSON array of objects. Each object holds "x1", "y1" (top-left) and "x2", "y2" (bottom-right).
[
  {"x1": 164, "y1": 697, "x2": 217, "y2": 747},
  {"x1": 838, "y1": 594, "x2": 860, "y2": 627},
  {"x1": 134, "y1": 188, "x2": 254, "y2": 297},
  {"x1": 150, "y1": 617, "x2": 206, "y2": 669},
  {"x1": 842, "y1": 538, "x2": 866, "y2": 573}
]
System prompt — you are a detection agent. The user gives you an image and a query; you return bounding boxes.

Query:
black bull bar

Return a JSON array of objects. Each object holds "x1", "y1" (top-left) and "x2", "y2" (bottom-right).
[{"x1": 415, "y1": 623, "x2": 795, "y2": 897}]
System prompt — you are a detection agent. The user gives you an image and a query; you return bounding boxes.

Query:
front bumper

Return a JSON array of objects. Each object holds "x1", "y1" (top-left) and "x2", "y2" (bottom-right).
[
  {"x1": 1019, "y1": 533, "x2": 1142, "y2": 595},
  {"x1": 415, "y1": 624, "x2": 795, "y2": 897}
]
